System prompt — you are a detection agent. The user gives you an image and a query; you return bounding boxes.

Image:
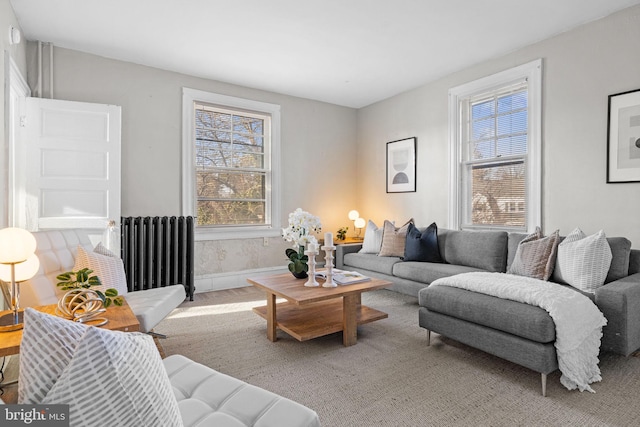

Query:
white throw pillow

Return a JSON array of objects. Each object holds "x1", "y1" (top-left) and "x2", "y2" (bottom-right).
[
  {"x1": 74, "y1": 245, "x2": 128, "y2": 295},
  {"x1": 553, "y1": 228, "x2": 612, "y2": 293},
  {"x1": 18, "y1": 308, "x2": 87, "y2": 404},
  {"x1": 93, "y1": 241, "x2": 117, "y2": 257},
  {"x1": 43, "y1": 323, "x2": 183, "y2": 427},
  {"x1": 360, "y1": 220, "x2": 393, "y2": 254}
]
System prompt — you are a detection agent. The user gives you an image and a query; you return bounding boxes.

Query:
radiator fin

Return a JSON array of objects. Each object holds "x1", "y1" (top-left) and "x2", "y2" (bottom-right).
[{"x1": 121, "y1": 216, "x2": 195, "y2": 300}]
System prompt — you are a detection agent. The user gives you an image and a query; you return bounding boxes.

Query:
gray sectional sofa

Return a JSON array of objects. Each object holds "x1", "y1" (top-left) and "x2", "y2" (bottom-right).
[{"x1": 336, "y1": 228, "x2": 640, "y2": 395}]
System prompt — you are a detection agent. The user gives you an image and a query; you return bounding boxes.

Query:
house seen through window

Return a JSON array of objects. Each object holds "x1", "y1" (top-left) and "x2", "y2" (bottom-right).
[
  {"x1": 449, "y1": 60, "x2": 541, "y2": 232},
  {"x1": 465, "y1": 87, "x2": 528, "y2": 228}
]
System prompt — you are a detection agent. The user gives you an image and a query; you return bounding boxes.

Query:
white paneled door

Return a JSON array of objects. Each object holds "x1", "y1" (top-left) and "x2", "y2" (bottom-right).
[{"x1": 21, "y1": 98, "x2": 121, "y2": 230}]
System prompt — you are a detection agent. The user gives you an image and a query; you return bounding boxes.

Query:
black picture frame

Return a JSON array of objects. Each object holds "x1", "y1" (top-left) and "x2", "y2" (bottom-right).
[
  {"x1": 386, "y1": 137, "x2": 416, "y2": 193},
  {"x1": 607, "y1": 88, "x2": 640, "y2": 183}
]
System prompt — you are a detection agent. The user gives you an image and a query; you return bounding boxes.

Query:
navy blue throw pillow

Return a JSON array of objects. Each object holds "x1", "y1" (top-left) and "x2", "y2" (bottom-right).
[{"x1": 403, "y1": 222, "x2": 443, "y2": 263}]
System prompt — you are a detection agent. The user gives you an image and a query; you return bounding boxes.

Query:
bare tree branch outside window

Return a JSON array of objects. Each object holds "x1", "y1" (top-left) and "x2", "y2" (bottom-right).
[{"x1": 194, "y1": 104, "x2": 270, "y2": 226}]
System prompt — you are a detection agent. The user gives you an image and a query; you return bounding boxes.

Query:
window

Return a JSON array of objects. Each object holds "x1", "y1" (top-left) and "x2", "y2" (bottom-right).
[
  {"x1": 449, "y1": 60, "x2": 541, "y2": 232},
  {"x1": 182, "y1": 88, "x2": 281, "y2": 239}
]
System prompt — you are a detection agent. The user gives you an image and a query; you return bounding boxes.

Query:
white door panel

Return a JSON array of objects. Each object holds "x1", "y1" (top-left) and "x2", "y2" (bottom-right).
[{"x1": 23, "y1": 98, "x2": 121, "y2": 230}]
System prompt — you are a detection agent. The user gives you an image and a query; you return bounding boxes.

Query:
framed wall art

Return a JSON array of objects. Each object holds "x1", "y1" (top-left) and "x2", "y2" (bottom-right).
[
  {"x1": 386, "y1": 137, "x2": 416, "y2": 193},
  {"x1": 607, "y1": 88, "x2": 640, "y2": 183}
]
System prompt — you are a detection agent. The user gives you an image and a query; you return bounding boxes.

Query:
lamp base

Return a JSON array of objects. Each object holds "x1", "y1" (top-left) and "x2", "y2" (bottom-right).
[{"x1": 0, "y1": 309, "x2": 24, "y2": 332}]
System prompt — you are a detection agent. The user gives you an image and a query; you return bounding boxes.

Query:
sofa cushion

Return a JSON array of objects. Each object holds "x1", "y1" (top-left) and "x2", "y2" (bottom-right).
[
  {"x1": 125, "y1": 286, "x2": 186, "y2": 333},
  {"x1": 605, "y1": 237, "x2": 632, "y2": 283},
  {"x1": 552, "y1": 228, "x2": 612, "y2": 293},
  {"x1": 359, "y1": 220, "x2": 390, "y2": 254},
  {"x1": 437, "y1": 229, "x2": 508, "y2": 272},
  {"x1": 393, "y1": 262, "x2": 484, "y2": 285},
  {"x1": 403, "y1": 222, "x2": 443, "y2": 263},
  {"x1": 164, "y1": 355, "x2": 320, "y2": 427},
  {"x1": 344, "y1": 252, "x2": 401, "y2": 276},
  {"x1": 419, "y1": 285, "x2": 556, "y2": 343},
  {"x1": 508, "y1": 227, "x2": 559, "y2": 281},
  {"x1": 378, "y1": 219, "x2": 413, "y2": 257}
]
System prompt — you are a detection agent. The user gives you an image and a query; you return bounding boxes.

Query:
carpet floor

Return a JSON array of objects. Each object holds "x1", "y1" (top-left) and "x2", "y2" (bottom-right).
[{"x1": 157, "y1": 286, "x2": 640, "y2": 427}]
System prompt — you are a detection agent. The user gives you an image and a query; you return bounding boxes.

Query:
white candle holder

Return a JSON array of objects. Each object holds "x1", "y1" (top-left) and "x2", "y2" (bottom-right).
[
  {"x1": 321, "y1": 245, "x2": 337, "y2": 287},
  {"x1": 304, "y1": 249, "x2": 319, "y2": 287}
]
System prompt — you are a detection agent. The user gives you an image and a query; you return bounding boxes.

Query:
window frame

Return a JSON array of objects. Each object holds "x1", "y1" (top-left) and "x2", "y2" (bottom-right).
[
  {"x1": 448, "y1": 59, "x2": 542, "y2": 232},
  {"x1": 182, "y1": 88, "x2": 281, "y2": 240}
]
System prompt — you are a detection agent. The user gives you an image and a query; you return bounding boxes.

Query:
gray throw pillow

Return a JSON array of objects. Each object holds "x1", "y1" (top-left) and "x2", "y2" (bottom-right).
[{"x1": 508, "y1": 227, "x2": 559, "y2": 281}]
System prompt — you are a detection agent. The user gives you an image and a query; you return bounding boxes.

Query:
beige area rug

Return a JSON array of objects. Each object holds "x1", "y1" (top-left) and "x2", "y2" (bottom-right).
[{"x1": 157, "y1": 287, "x2": 640, "y2": 427}]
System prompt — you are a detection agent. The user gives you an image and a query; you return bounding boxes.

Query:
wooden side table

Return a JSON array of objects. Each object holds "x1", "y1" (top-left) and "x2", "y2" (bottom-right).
[
  {"x1": 320, "y1": 237, "x2": 364, "y2": 245},
  {"x1": 0, "y1": 300, "x2": 140, "y2": 357}
]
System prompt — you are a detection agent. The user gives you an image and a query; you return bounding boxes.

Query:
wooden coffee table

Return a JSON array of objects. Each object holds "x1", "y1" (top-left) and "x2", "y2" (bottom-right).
[
  {"x1": 0, "y1": 300, "x2": 140, "y2": 357},
  {"x1": 247, "y1": 271, "x2": 391, "y2": 346}
]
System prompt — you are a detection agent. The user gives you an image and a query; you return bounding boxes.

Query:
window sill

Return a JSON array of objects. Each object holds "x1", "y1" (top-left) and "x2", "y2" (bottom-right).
[{"x1": 195, "y1": 226, "x2": 282, "y2": 241}]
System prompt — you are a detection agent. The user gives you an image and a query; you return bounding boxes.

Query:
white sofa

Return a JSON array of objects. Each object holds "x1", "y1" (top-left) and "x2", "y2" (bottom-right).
[
  {"x1": 10, "y1": 229, "x2": 322, "y2": 426},
  {"x1": 7, "y1": 308, "x2": 321, "y2": 427},
  {"x1": 20, "y1": 228, "x2": 185, "y2": 334}
]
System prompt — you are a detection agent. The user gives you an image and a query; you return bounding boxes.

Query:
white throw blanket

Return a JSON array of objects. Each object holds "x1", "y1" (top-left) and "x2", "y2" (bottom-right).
[{"x1": 430, "y1": 272, "x2": 607, "y2": 392}]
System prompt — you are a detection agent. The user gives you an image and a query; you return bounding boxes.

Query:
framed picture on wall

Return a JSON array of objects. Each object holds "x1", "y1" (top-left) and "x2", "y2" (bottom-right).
[
  {"x1": 386, "y1": 137, "x2": 416, "y2": 193},
  {"x1": 607, "y1": 88, "x2": 640, "y2": 183}
]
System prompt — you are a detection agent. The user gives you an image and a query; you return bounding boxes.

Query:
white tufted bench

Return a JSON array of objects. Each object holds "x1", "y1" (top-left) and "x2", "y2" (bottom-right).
[
  {"x1": 20, "y1": 229, "x2": 185, "y2": 334},
  {"x1": 164, "y1": 355, "x2": 320, "y2": 426}
]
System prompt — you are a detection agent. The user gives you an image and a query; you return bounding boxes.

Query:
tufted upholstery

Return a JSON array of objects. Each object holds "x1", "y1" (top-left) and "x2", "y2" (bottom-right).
[
  {"x1": 163, "y1": 355, "x2": 320, "y2": 427},
  {"x1": 20, "y1": 229, "x2": 185, "y2": 333}
]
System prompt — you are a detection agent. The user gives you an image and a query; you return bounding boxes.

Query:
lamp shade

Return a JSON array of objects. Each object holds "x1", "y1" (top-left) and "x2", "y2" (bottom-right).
[
  {"x1": 348, "y1": 210, "x2": 360, "y2": 221},
  {"x1": 0, "y1": 253, "x2": 40, "y2": 282},
  {"x1": 0, "y1": 228, "x2": 37, "y2": 264},
  {"x1": 354, "y1": 218, "x2": 366, "y2": 229}
]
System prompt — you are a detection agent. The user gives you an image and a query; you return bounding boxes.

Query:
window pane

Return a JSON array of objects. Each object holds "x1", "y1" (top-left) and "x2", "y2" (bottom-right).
[
  {"x1": 197, "y1": 171, "x2": 265, "y2": 199},
  {"x1": 497, "y1": 110, "x2": 527, "y2": 136},
  {"x1": 196, "y1": 141, "x2": 231, "y2": 168},
  {"x1": 496, "y1": 134, "x2": 527, "y2": 157},
  {"x1": 196, "y1": 110, "x2": 231, "y2": 130},
  {"x1": 469, "y1": 161, "x2": 525, "y2": 227},
  {"x1": 497, "y1": 91, "x2": 527, "y2": 113},
  {"x1": 233, "y1": 152, "x2": 264, "y2": 168},
  {"x1": 197, "y1": 200, "x2": 265, "y2": 226},
  {"x1": 233, "y1": 134, "x2": 264, "y2": 151},
  {"x1": 471, "y1": 140, "x2": 495, "y2": 160},
  {"x1": 472, "y1": 100, "x2": 494, "y2": 119},
  {"x1": 193, "y1": 102, "x2": 271, "y2": 228},
  {"x1": 472, "y1": 117, "x2": 495, "y2": 140},
  {"x1": 232, "y1": 115, "x2": 263, "y2": 134}
]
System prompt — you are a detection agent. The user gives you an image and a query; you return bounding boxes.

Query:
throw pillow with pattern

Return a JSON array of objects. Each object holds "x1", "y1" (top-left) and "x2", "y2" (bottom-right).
[{"x1": 508, "y1": 227, "x2": 559, "y2": 281}]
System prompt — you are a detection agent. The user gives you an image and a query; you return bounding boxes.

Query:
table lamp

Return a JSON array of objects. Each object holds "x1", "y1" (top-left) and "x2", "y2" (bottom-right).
[
  {"x1": 0, "y1": 228, "x2": 38, "y2": 332},
  {"x1": 354, "y1": 217, "x2": 366, "y2": 238}
]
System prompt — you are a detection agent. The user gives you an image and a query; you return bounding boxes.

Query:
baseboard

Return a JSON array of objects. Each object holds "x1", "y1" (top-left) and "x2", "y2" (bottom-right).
[{"x1": 194, "y1": 266, "x2": 288, "y2": 293}]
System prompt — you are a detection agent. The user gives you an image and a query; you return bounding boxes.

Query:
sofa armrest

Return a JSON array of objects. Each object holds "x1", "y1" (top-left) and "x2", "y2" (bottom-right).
[
  {"x1": 595, "y1": 272, "x2": 640, "y2": 356},
  {"x1": 335, "y1": 244, "x2": 362, "y2": 269}
]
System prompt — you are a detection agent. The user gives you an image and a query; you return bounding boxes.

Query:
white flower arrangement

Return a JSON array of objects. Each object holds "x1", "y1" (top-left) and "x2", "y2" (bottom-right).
[{"x1": 281, "y1": 208, "x2": 322, "y2": 249}]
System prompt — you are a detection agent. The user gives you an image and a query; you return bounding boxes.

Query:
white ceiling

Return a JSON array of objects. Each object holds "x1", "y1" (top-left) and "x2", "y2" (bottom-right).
[{"x1": 10, "y1": 0, "x2": 640, "y2": 108}]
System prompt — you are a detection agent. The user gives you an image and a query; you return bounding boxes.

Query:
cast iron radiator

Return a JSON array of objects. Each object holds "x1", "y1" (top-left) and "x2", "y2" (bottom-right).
[{"x1": 120, "y1": 216, "x2": 195, "y2": 300}]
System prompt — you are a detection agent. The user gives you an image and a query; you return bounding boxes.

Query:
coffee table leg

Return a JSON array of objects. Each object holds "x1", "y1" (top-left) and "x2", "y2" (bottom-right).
[
  {"x1": 343, "y1": 294, "x2": 358, "y2": 346},
  {"x1": 266, "y1": 293, "x2": 277, "y2": 342}
]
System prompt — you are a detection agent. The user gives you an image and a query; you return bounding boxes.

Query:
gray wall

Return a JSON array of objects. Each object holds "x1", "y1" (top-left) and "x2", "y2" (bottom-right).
[
  {"x1": 356, "y1": 5, "x2": 640, "y2": 248},
  {"x1": 33, "y1": 46, "x2": 357, "y2": 286}
]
